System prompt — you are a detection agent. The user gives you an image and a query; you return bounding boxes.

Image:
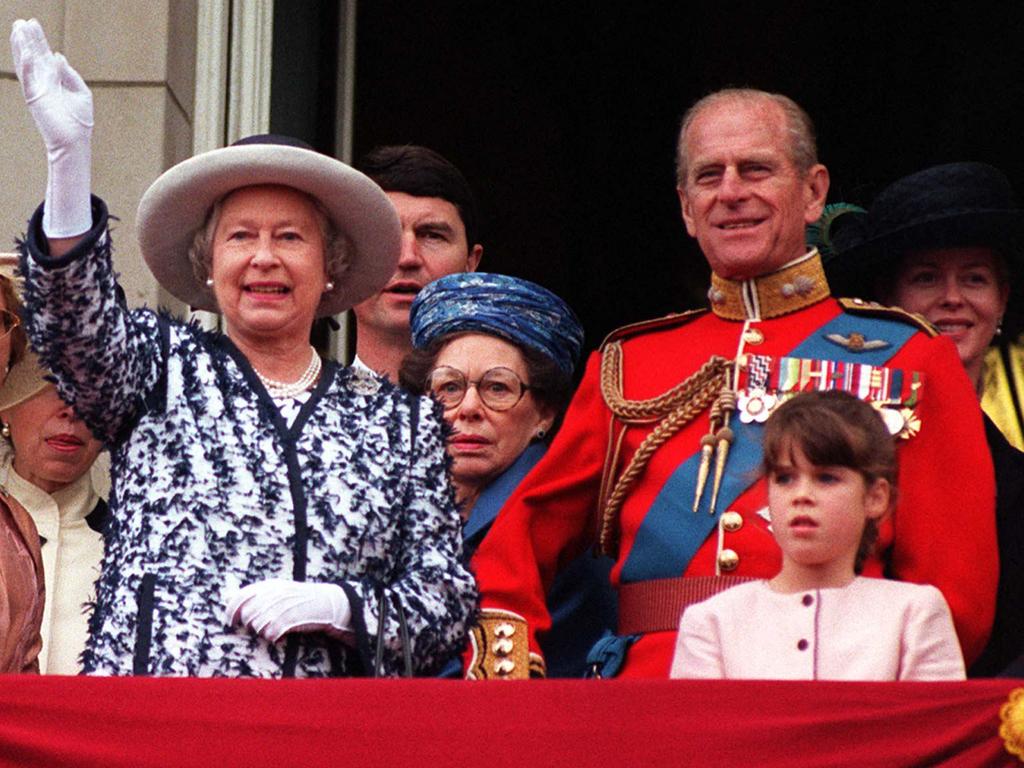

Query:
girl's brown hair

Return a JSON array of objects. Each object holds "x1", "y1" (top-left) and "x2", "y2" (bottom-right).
[{"x1": 763, "y1": 390, "x2": 897, "y2": 572}]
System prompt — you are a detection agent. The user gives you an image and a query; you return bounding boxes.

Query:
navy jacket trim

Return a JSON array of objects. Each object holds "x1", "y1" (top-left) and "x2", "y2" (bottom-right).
[
  {"x1": 340, "y1": 581, "x2": 372, "y2": 674},
  {"x1": 86, "y1": 498, "x2": 109, "y2": 534},
  {"x1": 24, "y1": 196, "x2": 109, "y2": 269}
]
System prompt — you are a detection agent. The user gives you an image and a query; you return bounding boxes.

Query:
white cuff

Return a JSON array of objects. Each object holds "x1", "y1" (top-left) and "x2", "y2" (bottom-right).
[{"x1": 43, "y1": 140, "x2": 92, "y2": 238}]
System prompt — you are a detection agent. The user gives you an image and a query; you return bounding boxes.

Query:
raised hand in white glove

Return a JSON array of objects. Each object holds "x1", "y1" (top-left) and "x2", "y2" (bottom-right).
[
  {"x1": 10, "y1": 18, "x2": 93, "y2": 238},
  {"x1": 225, "y1": 579, "x2": 353, "y2": 643}
]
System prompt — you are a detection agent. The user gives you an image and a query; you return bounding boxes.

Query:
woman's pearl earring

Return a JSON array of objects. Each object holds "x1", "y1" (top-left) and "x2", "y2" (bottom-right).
[
  {"x1": 324, "y1": 281, "x2": 335, "y2": 292},
  {"x1": 205, "y1": 278, "x2": 214, "y2": 287},
  {"x1": 1, "y1": 423, "x2": 9, "y2": 439}
]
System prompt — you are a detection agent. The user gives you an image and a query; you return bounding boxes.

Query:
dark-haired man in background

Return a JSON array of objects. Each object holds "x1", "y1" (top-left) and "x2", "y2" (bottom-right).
[{"x1": 353, "y1": 145, "x2": 483, "y2": 380}]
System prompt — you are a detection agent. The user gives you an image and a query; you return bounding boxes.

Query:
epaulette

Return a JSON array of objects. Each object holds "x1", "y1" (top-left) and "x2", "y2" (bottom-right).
[
  {"x1": 838, "y1": 297, "x2": 938, "y2": 338},
  {"x1": 600, "y1": 309, "x2": 708, "y2": 350}
]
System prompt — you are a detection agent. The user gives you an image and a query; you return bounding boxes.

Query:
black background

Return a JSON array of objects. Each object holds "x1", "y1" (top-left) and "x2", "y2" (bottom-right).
[{"x1": 273, "y1": 2, "x2": 1024, "y2": 353}]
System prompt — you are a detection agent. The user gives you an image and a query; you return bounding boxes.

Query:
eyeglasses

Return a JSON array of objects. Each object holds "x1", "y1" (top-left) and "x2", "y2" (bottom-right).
[
  {"x1": 426, "y1": 366, "x2": 531, "y2": 411},
  {"x1": 0, "y1": 309, "x2": 20, "y2": 339}
]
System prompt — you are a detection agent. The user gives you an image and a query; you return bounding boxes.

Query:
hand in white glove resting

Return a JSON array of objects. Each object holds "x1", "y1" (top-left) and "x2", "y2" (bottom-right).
[
  {"x1": 10, "y1": 18, "x2": 93, "y2": 238},
  {"x1": 225, "y1": 579, "x2": 353, "y2": 644}
]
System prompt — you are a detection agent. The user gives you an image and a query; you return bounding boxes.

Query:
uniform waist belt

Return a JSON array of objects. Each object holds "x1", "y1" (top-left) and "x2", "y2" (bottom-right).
[{"x1": 617, "y1": 575, "x2": 755, "y2": 635}]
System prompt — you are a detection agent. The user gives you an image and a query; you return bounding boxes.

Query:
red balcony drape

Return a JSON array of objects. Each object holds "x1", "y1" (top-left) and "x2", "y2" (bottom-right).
[{"x1": 1, "y1": 676, "x2": 1022, "y2": 767}]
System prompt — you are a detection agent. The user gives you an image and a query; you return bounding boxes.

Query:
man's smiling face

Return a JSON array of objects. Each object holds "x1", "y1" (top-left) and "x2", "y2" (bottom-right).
[{"x1": 678, "y1": 97, "x2": 828, "y2": 280}]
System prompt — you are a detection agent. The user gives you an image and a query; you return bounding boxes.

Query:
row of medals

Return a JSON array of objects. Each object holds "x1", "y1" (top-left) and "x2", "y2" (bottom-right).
[{"x1": 737, "y1": 387, "x2": 920, "y2": 439}]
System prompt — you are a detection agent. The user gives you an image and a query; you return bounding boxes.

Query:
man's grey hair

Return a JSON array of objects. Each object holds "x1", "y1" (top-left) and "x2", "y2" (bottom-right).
[
  {"x1": 187, "y1": 189, "x2": 350, "y2": 309},
  {"x1": 675, "y1": 88, "x2": 819, "y2": 186}
]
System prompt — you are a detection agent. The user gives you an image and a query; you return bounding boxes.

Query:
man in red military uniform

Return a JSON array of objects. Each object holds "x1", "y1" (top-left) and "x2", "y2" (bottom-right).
[{"x1": 466, "y1": 88, "x2": 997, "y2": 679}]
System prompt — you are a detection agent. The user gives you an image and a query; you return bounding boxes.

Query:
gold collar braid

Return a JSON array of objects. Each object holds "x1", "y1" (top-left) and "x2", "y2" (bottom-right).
[{"x1": 707, "y1": 250, "x2": 830, "y2": 321}]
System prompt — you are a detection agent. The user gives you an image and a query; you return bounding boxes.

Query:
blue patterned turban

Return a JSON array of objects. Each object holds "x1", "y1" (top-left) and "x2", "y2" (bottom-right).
[{"x1": 410, "y1": 273, "x2": 584, "y2": 375}]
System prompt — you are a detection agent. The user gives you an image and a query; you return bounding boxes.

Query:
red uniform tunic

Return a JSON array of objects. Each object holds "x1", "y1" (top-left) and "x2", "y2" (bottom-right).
[{"x1": 470, "y1": 255, "x2": 997, "y2": 678}]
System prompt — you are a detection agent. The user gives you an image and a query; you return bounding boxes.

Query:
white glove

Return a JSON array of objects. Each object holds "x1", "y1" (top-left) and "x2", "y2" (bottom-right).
[
  {"x1": 224, "y1": 579, "x2": 353, "y2": 643},
  {"x1": 10, "y1": 18, "x2": 93, "y2": 238}
]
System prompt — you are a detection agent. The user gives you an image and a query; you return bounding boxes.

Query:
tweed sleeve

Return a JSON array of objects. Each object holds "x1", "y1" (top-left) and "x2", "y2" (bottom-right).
[
  {"x1": 17, "y1": 198, "x2": 164, "y2": 446},
  {"x1": 342, "y1": 395, "x2": 477, "y2": 676}
]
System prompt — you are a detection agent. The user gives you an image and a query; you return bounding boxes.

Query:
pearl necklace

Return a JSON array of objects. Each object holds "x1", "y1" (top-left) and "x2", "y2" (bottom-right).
[{"x1": 255, "y1": 346, "x2": 322, "y2": 399}]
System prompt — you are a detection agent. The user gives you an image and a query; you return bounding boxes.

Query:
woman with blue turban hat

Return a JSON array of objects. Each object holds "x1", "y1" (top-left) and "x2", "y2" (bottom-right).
[
  {"x1": 408, "y1": 272, "x2": 584, "y2": 377},
  {"x1": 402, "y1": 272, "x2": 616, "y2": 677}
]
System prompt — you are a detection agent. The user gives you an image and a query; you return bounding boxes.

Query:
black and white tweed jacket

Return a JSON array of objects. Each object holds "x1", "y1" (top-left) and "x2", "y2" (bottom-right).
[{"x1": 19, "y1": 199, "x2": 476, "y2": 677}]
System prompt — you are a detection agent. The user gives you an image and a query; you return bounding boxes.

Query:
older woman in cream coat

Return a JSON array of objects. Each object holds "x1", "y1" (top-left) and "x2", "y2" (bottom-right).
[
  {"x1": 0, "y1": 255, "x2": 44, "y2": 673},
  {"x1": 0, "y1": 351, "x2": 105, "y2": 674}
]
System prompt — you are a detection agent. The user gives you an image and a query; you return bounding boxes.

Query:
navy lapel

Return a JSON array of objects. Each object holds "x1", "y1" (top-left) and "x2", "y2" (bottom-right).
[{"x1": 463, "y1": 442, "x2": 546, "y2": 547}]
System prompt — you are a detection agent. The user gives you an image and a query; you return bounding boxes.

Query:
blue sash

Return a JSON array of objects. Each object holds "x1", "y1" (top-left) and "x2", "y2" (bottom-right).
[{"x1": 620, "y1": 311, "x2": 918, "y2": 582}]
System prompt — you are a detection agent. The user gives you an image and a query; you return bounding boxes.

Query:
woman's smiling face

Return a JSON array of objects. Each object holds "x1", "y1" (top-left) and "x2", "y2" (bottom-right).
[
  {"x1": 889, "y1": 246, "x2": 1009, "y2": 388},
  {"x1": 211, "y1": 184, "x2": 328, "y2": 346}
]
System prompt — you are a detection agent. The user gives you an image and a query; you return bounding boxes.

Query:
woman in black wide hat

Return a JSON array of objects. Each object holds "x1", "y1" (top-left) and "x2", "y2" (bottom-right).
[
  {"x1": 826, "y1": 163, "x2": 1024, "y2": 421},
  {"x1": 825, "y1": 161, "x2": 1024, "y2": 677}
]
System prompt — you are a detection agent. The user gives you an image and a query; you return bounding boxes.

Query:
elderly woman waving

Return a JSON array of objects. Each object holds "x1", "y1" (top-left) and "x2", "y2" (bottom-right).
[{"x1": 10, "y1": 19, "x2": 474, "y2": 677}]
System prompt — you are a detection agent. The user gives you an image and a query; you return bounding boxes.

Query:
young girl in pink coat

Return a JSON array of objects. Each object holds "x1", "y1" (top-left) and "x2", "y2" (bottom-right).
[{"x1": 670, "y1": 390, "x2": 966, "y2": 681}]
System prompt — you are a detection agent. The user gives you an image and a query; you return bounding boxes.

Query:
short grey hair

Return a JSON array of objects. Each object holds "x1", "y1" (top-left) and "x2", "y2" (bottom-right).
[
  {"x1": 675, "y1": 88, "x2": 819, "y2": 186},
  {"x1": 187, "y1": 188, "x2": 351, "y2": 308}
]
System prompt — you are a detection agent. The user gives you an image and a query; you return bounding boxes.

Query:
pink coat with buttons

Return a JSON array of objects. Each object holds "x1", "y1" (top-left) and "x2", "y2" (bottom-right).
[{"x1": 670, "y1": 577, "x2": 965, "y2": 681}]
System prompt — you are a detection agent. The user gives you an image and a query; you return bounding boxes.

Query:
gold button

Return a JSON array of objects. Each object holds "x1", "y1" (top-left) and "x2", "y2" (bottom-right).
[
  {"x1": 742, "y1": 327, "x2": 764, "y2": 345},
  {"x1": 492, "y1": 638, "x2": 514, "y2": 656},
  {"x1": 720, "y1": 511, "x2": 743, "y2": 532},
  {"x1": 494, "y1": 622, "x2": 515, "y2": 638},
  {"x1": 718, "y1": 548, "x2": 739, "y2": 571},
  {"x1": 494, "y1": 658, "x2": 515, "y2": 675}
]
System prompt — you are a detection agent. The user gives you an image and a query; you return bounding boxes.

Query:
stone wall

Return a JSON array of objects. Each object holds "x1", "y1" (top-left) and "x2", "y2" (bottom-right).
[{"x1": 0, "y1": 0, "x2": 197, "y2": 312}]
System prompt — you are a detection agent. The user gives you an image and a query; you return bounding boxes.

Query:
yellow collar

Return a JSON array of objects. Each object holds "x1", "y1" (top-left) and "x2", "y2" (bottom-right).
[{"x1": 708, "y1": 250, "x2": 831, "y2": 321}]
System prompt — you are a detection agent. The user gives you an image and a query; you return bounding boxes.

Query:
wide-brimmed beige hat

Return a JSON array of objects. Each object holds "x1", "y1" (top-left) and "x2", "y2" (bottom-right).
[
  {"x1": 136, "y1": 135, "x2": 401, "y2": 316},
  {"x1": 0, "y1": 352, "x2": 48, "y2": 413}
]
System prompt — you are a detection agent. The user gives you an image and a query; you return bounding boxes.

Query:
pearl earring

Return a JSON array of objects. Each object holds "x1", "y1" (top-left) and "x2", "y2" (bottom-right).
[
  {"x1": 205, "y1": 278, "x2": 214, "y2": 287},
  {"x1": 536, "y1": 429, "x2": 546, "y2": 440},
  {"x1": 997, "y1": 316, "x2": 1005, "y2": 337},
  {"x1": 1, "y1": 423, "x2": 9, "y2": 439},
  {"x1": 324, "y1": 281, "x2": 335, "y2": 292}
]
